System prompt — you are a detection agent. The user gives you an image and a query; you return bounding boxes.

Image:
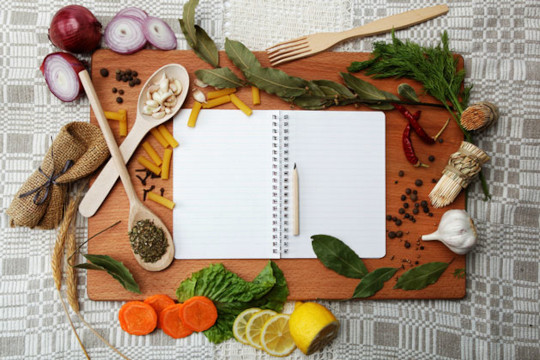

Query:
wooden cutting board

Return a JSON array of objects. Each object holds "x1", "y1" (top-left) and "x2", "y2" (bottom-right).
[{"x1": 87, "y1": 49, "x2": 466, "y2": 301}]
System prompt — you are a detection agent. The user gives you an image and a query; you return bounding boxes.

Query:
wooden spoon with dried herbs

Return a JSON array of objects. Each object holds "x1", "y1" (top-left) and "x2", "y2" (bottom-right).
[{"x1": 79, "y1": 70, "x2": 174, "y2": 272}]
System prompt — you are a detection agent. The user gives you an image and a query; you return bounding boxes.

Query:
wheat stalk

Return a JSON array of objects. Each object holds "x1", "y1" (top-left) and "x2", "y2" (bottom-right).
[{"x1": 65, "y1": 228, "x2": 79, "y2": 312}]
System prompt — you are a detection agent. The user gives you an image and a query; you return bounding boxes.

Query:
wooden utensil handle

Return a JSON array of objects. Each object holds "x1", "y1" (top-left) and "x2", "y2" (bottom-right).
[
  {"x1": 78, "y1": 119, "x2": 147, "y2": 217},
  {"x1": 339, "y1": 5, "x2": 448, "y2": 42},
  {"x1": 78, "y1": 70, "x2": 139, "y2": 204}
]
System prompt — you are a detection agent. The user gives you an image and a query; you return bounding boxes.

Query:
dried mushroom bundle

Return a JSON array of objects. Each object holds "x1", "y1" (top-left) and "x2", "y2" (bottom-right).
[
  {"x1": 461, "y1": 101, "x2": 499, "y2": 131},
  {"x1": 429, "y1": 141, "x2": 490, "y2": 208}
]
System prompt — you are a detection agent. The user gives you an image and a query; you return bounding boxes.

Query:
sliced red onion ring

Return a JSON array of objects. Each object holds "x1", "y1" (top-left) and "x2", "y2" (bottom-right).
[
  {"x1": 104, "y1": 16, "x2": 147, "y2": 54},
  {"x1": 115, "y1": 7, "x2": 148, "y2": 22},
  {"x1": 143, "y1": 16, "x2": 177, "y2": 51},
  {"x1": 40, "y1": 52, "x2": 85, "y2": 102}
]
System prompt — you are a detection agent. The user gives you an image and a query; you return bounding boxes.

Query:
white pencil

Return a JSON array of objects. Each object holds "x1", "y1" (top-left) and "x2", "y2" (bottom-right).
[{"x1": 292, "y1": 163, "x2": 299, "y2": 236}]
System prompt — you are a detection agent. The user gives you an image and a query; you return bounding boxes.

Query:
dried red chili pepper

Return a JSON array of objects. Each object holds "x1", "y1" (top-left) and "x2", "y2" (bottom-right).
[
  {"x1": 394, "y1": 103, "x2": 449, "y2": 143},
  {"x1": 403, "y1": 123, "x2": 429, "y2": 168}
]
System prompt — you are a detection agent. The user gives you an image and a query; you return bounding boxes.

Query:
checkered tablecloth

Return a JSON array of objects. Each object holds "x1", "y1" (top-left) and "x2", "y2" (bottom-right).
[{"x1": 1, "y1": 1, "x2": 539, "y2": 359}]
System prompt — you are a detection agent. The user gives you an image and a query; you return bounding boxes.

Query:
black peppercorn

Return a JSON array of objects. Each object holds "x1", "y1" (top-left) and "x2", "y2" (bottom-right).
[
  {"x1": 398, "y1": 170, "x2": 404, "y2": 177},
  {"x1": 413, "y1": 208, "x2": 419, "y2": 215},
  {"x1": 438, "y1": 138, "x2": 444, "y2": 143},
  {"x1": 396, "y1": 231, "x2": 403, "y2": 238},
  {"x1": 112, "y1": 87, "x2": 117, "y2": 93},
  {"x1": 404, "y1": 241, "x2": 411, "y2": 248},
  {"x1": 100, "y1": 68, "x2": 109, "y2": 77},
  {"x1": 405, "y1": 188, "x2": 411, "y2": 195},
  {"x1": 415, "y1": 179, "x2": 423, "y2": 186},
  {"x1": 388, "y1": 231, "x2": 396, "y2": 239},
  {"x1": 386, "y1": 215, "x2": 392, "y2": 221},
  {"x1": 399, "y1": 208, "x2": 405, "y2": 214},
  {"x1": 428, "y1": 213, "x2": 434, "y2": 217},
  {"x1": 404, "y1": 213, "x2": 410, "y2": 219},
  {"x1": 129, "y1": 81, "x2": 135, "y2": 87},
  {"x1": 410, "y1": 193, "x2": 418, "y2": 202},
  {"x1": 132, "y1": 71, "x2": 138, "y2": 77},
  {"x1": 395, "y1": 219, "x2": 402, "y2": 226},
  {"x1": 122, "y1": 76, "x2": 129, "y2": 82},
  {"x1": 428, "y1": 155, "x2": 435, "y2": 162},
  {"x1": 135, "y1": 78, "x2": 141, "y2": 85},
  {"x1": 415, "y1": 261, "x2": 419, "y2": 265},
  {"x1": 118, "y1": 89, "x2": 124, "y2": 95},
  {"x1": 423, "y1": 207, "x2": 429, "y2": 213},
  {"x1": 116, "y1": 74, "x2": 122, "y2": 81},
  {"x1": 413, "y1": 190, "x2": 417, "y2": 195},
  {"x1": 401, "y1": 195, "x2": 406, "y2": 201},
  {"x1": 392, "y1": 216, "x2": 397, "y2": 222},
  {"x1": 403, "y1": 203, "x2": 409, "y2": 209},
  {"x1": 432, "y1": 178, "x2": 438, "y2": 183},
  {"x1": 420, "y1": 246, "x2": 424, "y2": 250},
  {"x1": 421, "y1": 200, "x2": 428, "y2": 207},
  {"x1": 116, "y1": 97, "x2": 123, "y2": 104}
]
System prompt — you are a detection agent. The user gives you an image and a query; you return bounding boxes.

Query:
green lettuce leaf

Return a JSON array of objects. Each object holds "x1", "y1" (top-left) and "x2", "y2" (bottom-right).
[{"x1": 176, "y1": 261, "x2": 289, "y2": 343}]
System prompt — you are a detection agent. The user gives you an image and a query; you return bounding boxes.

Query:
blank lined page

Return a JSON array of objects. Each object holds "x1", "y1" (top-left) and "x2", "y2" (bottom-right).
[
  {"x1": 172, "y1": 109, "x2": 276, "y2": 259},
  {"x1": 284, "y1": 111, "x2": 386, "y2": 258}
]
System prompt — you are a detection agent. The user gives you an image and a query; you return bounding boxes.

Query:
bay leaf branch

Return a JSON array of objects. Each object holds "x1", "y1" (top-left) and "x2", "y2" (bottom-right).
[{"x1": 195, "y1": 68, "x2": 246, "y2": 88}]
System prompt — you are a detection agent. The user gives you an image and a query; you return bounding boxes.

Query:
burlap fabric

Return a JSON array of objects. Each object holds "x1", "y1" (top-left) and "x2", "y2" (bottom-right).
[{"x1": 6, "y1": 122, "x2": 109, "y2": 229}]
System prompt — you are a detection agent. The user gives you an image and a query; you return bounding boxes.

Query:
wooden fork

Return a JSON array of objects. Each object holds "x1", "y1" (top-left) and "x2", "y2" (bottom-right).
[{"x1": 266, "y1": 5, "x2": 449, "y2": 66}]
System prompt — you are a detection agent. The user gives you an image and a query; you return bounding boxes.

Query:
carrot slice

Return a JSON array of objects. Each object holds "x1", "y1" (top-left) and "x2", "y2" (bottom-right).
[
  {"x1": 179, "y1": 296, "x2": 218, "y2": 332},
  {"x1": 160, "y1": 304, "x2": 194, "y2": 339},
  {"x1": 118, "y1": 301, "x2": 157, "y2": 336},
  {"x1": 144, "y1": 294, "x2": 176, "y2": 329}
]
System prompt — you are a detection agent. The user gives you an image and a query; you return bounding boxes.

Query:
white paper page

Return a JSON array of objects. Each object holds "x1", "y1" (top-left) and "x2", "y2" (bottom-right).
[
  {"x1": 172, "y1": 109, "x2": 276, "y2": 259},
  {"x1": 284, "y1": 111, "x2": 386, "y2": 258}
]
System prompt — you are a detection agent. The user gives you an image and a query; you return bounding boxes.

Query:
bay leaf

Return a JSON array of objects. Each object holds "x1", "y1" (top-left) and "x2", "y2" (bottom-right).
[
  {"x1": 393, "y1": 262, "x2": 449, "y2": 291},
  {"x1": 179, "y1": 21, "x2": 219, "y2": 67},
  {"x1": 75, "y1": 254, "x2": 141, "y2": 294},
  {"x1": 311, "y1": 235, "x2": 368, "y2": 279},
  {"x1": 181, "y1": 0, "x2": 199, "y2": 47},
  {"x1": 195, "y1": 68, "x2": 245, "y2": 89},
  {"x1": 305, "y1": 81, "x2": 326, "y2": 97},
  {"x1": 368, "y1": 90, "x2": 399, "y2": 110},
  {"x1": 352, "y1": 267, "x2": 398, "y2": 298},
  {"x1": 224, "y1": 38, "x2": 261, "y2": 73},
  {"x1": 398, "y1": 83, "x2": 420, "y2": 102},
  {"x1": 311, "y1": 80, "x2": 355, "y2": 99},
  {"x1": 244, "y1": 68, "x2": 307, "y2": 98},
  {"x1": 287, "y1": 94, "x2": 331, "y2": 110}
]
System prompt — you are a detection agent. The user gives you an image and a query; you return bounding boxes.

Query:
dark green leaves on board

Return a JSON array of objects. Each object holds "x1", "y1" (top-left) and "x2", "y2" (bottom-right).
[
  {"x1": 180, "y1": 20, "x2": 219, "y2": 67},
  {"x1": 398, "y1": 83, "x2": 420, "y2": 102},
  {"x1": 394, "y1": 262, "x2": 450, "y2": 290},
  {"x1": 311, "y1": 235, "x2": 368, "y2": 279},
  {"x1": 452, "y1": 268, "x2": 466, "y2": 279},
  {"x1": 353, "y1": 267, "x2": 398, "y2": 298},
  {"x1": 75, "y1": 254, "x2": 141, "y2": 294},
  {"x1": 194, "y1": 68, "x2": 245, "y2": 88},
  {"x1": 181, "y1": 0, "x2": 199, "y2": 47},
  {"x1": 340, "y1": 72, "x2": 396, "y2": 110},
  {"x1": 224, "y1": 38, "x2": 261, "y2": 73}
]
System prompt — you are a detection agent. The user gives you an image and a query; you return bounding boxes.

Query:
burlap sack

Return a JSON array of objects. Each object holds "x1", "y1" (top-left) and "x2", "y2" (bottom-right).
[{"x1": 7, "y1": 122, "x2": 109, "y2": 229}]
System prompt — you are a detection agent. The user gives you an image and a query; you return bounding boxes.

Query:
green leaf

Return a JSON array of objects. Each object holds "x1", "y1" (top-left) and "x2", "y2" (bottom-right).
[
  {"x1": 176, "y1": 261, "x2": 288, "y2": 344},
  {"x1": 394, "y1": 262, "x2": 449, "y2": 290},
  {"x1": 181, "y1": 0, "x2": 199, "y2": 47},
  {"x1": 75, "y1": 254, "x2": 141, "y2": 294},
  {"x1": 311, "y1": 235, "x2": 368, "y2": 279},
  {"x1": 195, "y1": 68, "x2": 245, "y2": 89},
  {"x1": 397, "y1": 83, "x2": 420, "y2": 102},
  {"x1": 347, "y1": 56, "x2": 380, "y2": 73},
  {"x1": 311, "y1": 80, "x2": 355, "y2": 99},
  {"x1": 180, "y1": 20, "x2": 219, "y2": 67},
  {"x1": 224, "y1": 38, "x2": 261, "y2": 73},
  {"x1": 340, "y1": 72, "x2": 396, "y2": 110},
  {"x1": 452, "y1": 268, "x2": 466, "y2": 279},
  {"x1": 287, "y1": 94, "x2": 331, "y2": 110},
  {"x1": 244, "y1": 67, "x2": 307, "y2": 98},
  {"x1": 353, "y1": 267, "x2": 398, "y2": 298}
]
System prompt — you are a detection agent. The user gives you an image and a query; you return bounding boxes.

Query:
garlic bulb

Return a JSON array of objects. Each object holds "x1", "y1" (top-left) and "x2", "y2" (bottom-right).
[{"x1": 421, "y1": 210, "x2": 477, "y2": 254}]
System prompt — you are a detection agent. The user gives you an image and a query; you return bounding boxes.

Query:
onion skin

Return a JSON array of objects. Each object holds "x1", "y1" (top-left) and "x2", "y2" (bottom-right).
[
  {"x1": 49, "y1": 5, "x2": 102, "y2": 54},
  {"x1": 40, "y1": 52, "x2": 86, "y2": 102}
]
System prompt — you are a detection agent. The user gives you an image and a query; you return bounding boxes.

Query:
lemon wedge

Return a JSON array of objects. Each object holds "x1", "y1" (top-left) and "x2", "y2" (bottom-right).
[
  {"x1": 260, "y1": 313, "x2": 296, "y2": 357},
  {"x1": 245, "y1": 309, "x2": 277, "y2": 349},
  {"x1": 232, "y1": 308, "x2": 261, "y2": 344},
  {"x1": 289, "y1": 302, "x2": 340, "y2": 355}
]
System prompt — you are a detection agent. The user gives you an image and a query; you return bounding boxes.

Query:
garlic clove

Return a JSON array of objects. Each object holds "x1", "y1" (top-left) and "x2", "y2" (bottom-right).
[
  {"x1": 165, "y1": 107, "x2": 171, "y2": 114},
  {"x1": 194, "y1": 78, "x2": 208, "y2": 88},
  {"x1": 163, "y1": 96, "x2": 177, "y2": 108},
  {"x1": 146, "y1": 100, "x2": 159, "y2": 107},
  {"x1": 172, "y1": 79, "x2": 183, "y2": 95},
  {"x1": 159, "y1": 75, "x2": 170, "y2": 94},
  {"x1": 142, "y1": 105, "x2": 154, "y2": 115},
  {"x1": 421, "y1": 209, "x2": 477, "y2": 255},
  {"x1": 152, "y1": 111, "x2": 165, "y2": 119},
  {"x1": 193, "y1": 89, "x2": 206, "y2": 103}
]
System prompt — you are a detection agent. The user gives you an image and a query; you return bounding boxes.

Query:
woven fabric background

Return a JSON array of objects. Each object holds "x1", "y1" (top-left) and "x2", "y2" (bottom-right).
[{"x1": 1, "y1": 0, "x2": 539, "y2": 359}]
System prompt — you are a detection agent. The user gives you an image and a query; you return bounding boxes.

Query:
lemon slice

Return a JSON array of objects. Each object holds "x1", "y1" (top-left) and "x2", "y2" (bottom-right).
[
  {"x1": 232, "y1": 308, "x2": 261, "y2": 344},
  {"x1": 260, "y1": 313, "x2": 296, "y2": 357},
  {"x1": 289, "y1": 302, "x2": 340, "y2": 355},
  {"x1": 245, "y1": 309, "x2": 277, "y2": 349}
]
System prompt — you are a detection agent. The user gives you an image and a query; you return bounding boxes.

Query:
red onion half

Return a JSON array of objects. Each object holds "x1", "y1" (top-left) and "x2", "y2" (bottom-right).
[
  {"x1": 40, "y1": 52, "x2": 85, "y2": 102},
  {"x1": 115, "y1": 7, "x2": 148, "y2": 23},
  {"x1": 48, "y1": 5, "x2": 102, "y2": 54},
  {"x1": 104, "y1": 16, "x2": 147, "y2": 54},
  {"x1": 143, "y1": 17, "x2": 177, "y2": 51}
]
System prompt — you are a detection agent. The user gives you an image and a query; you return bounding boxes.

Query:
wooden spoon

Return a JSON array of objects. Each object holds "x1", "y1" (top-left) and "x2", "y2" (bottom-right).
[
  {"x1": 79, "y1": 69, "x2": 174, "y2": 272},
  {"x1": 79, "y1": 64, "x2": 189, "y2": 218}
]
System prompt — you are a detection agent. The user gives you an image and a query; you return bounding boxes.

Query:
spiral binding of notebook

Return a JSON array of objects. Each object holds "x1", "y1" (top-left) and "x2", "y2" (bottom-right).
[{"x1": 270, "y1": 114, "x2": 290, "y2": 255}]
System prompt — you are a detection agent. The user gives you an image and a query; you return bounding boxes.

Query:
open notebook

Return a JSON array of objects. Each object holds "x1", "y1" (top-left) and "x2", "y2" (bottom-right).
[{"x1": 172, "y1": 109, "x2": 386, "y2": 259}]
